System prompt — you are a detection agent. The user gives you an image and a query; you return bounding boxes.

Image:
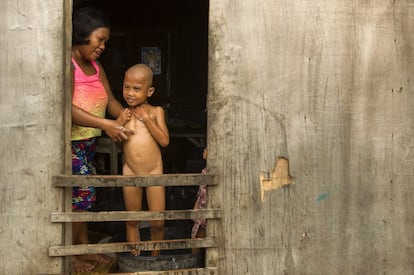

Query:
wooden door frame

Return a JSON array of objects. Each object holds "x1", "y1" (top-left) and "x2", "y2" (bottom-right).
[{"x1": 63, "y1": 0, "x2": 73, "y2": 273}]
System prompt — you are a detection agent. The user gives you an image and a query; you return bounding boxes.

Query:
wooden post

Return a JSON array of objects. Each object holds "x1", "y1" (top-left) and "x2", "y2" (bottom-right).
[{"x1": 62, "y1": 0, "x2": 73, "y2": 273}]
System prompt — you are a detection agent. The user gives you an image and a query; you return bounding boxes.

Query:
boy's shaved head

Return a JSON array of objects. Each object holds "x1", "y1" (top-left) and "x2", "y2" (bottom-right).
[{"x1": 125, "y1": 64, "x2": 153, "y2": 86}]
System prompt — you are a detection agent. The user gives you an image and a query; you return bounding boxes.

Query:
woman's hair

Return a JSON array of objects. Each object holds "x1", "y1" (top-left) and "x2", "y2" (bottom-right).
[{"x1": 72, "y1": 7, "x2": 111, "y2": 45}]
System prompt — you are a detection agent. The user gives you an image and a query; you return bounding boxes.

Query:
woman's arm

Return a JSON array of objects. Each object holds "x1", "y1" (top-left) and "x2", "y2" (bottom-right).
[
  {"x1": 72, "y1": 104, "x2": 129, "y2": 142},
  {"x1": 71, "y1": 64, "x2": 132, "y2": 142}
]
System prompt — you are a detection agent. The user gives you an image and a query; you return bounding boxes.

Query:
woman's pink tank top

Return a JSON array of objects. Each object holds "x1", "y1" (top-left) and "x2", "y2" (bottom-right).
[{"x1": 71, "y1": 58, "x2": 108, "y2": 141}]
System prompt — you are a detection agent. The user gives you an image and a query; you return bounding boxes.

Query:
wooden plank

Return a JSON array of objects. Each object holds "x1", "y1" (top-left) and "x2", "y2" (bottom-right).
[
  {"x1": 51, "y1": 209, "x2": 222, "y2": 222},
  {"x1": 52, "y1": 174, "x2": 218, "y2": 187},
  {"x1": 108, "y1": 267, "x2": 218, "y2": 275},
  {"x1": 49, "y1": 238, "x2": 218, "y2": 256}
]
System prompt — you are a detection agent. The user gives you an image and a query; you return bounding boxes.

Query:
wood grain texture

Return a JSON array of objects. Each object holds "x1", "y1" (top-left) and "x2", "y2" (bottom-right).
[
  {"x1": 208, "y1": 0, "x2": 414, "y2": 274},
  {"x1": 53, "y1": 174, "x2": 219, "y2": 187},
  {"x1": 51, "y1": 209, "x2": 222, "y2": 222},
  {"x1": 50, "y1": 238, "x2": 218, "y2": 256}
]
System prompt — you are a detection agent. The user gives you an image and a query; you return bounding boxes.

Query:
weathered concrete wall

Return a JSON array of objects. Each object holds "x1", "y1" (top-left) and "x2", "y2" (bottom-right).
[
  {"x1": 0, "y1": 1, "x2": 65, "y2": 274},
  {"x1": 208, "y1": 1, "x2": 414, "y2": 274}
]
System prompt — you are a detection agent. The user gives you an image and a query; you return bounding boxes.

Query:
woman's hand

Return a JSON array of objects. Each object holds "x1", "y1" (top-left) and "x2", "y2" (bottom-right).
[
  {"x1": 103, "y1": 119, "x2": 135, "y2": 142},
  {"x1": 116, "y1": 108, "x2": 131, "y2": 125}
]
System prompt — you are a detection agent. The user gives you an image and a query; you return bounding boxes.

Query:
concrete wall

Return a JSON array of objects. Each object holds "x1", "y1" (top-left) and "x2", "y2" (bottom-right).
[
  {"x1": 0, "y1": 1, "x2": 65, "y2": 273},
  {"x1": 208, "y1": 1, "x2": 414, "y2": 274}
]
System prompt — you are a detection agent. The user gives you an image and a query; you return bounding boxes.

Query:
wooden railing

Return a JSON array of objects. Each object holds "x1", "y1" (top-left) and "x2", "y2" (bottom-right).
[{"x1": 50, "y1": 173, "x2": 221, "y2": 274}]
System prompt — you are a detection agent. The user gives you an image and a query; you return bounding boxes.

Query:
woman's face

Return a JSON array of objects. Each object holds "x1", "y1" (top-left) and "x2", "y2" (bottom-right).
[{"x1": 79, "y1": 27, "x2": 110, "y2": 61}]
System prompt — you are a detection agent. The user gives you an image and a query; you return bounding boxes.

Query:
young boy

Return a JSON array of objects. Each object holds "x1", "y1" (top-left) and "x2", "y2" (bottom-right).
[{"x1": 121, "y1": 64, "x2": 169, "y2": 256}]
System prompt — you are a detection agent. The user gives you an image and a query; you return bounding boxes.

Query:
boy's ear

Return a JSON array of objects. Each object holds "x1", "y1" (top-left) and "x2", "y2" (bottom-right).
[{"x1": 147, "y1": 87, "x2": 155, "y2": 97}]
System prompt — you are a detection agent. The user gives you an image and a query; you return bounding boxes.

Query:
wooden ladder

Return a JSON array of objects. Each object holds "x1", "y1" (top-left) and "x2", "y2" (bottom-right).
[{"x1": 49, "y1": 173, "x2": 221, "y2": 274}]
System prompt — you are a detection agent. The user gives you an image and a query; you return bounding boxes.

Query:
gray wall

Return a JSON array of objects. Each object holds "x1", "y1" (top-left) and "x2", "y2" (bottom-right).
[
  {"x1": 0, "y1": 1, "x2": 65, "y2": 274},
  {"x1": 208, "y1": 1, "x2": 414, "y2": 274}
]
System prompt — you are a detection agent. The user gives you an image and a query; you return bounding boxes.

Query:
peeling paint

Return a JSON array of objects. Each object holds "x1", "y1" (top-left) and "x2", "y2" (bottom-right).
[
  {"x1": 259, "y1": 157, "x2": 294, "y2": 202},
  {"x1": 316, "y1": 192, "x2": 330, "y2": 202},
  {"x1": 9, "y1": 24, "x2": 33, "y2": 31}
]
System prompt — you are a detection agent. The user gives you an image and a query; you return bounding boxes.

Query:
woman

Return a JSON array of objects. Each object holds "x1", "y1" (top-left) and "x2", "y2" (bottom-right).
[{"x1": 70, "y1": 7, "x2": 132, "y2": 272}]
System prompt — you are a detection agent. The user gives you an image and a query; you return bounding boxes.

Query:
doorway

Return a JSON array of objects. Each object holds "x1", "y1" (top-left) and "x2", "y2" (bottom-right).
[{"x1": 72, "y1": 0, "x2": 209, "y2": 234}]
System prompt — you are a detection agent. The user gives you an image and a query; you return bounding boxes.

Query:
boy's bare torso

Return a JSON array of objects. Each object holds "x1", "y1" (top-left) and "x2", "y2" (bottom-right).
[{"x1": 123, "y1": 107, "x2": 163, "y2": 176}]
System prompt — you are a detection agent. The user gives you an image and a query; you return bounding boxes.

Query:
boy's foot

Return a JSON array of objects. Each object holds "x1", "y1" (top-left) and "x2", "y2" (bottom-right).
[
  {"x1": 81, "y1": 253, "x2": 113, "y2": 264},
  {"x1": 72, "y1": 256, "x2": 96, "y2": 272},
  {"x1": 131, "y1": 249, "x2": 140, "y2": 256},
  {"x1": 151, "y1": 250, "x2": 161, "y2": 257}
]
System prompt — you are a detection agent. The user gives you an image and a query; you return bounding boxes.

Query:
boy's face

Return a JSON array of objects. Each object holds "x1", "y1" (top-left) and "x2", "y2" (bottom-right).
[{"x1": 123, "y1": 70, "x2": 154, "y2": 107}]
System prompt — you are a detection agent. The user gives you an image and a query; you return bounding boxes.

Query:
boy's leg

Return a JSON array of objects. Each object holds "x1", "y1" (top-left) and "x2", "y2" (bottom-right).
[
  {"x1": 123, "y1": 186, "x2": 143, "y2": 255},
  {"x1": 146, "y1": 186, "x2": 166, "y2": 256}
]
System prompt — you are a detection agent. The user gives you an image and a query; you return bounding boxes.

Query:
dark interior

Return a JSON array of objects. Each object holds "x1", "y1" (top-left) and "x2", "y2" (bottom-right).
[
  {"x1": 74, "y1": 0, "x2": 209, "y2": 171},
  {"x1": 73, "y1": 0, "x2": 209, "y2": 235}
]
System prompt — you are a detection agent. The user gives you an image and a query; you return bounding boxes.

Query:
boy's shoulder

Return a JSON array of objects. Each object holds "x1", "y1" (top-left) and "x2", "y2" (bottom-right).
[
  {"x1": 129, "y1": 104, "x2": 165, "y2": 112},
  {"x1": 148, "y1": 104, "x2": 164, "y2": 111}
]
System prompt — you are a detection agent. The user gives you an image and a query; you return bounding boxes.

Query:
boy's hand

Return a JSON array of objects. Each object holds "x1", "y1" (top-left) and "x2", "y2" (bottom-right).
[{"x1": 134, "y1": 104, "x2": 152, "y2": 122}]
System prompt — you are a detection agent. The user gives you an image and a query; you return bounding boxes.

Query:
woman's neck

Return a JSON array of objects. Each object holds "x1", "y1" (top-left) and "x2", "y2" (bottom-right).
[
  {"x1": 72, "y1": 49, "x2": 96, "y2": 75},
  {"x1": 71, "y1": 49, "x2": 90, "y2": 66}
]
